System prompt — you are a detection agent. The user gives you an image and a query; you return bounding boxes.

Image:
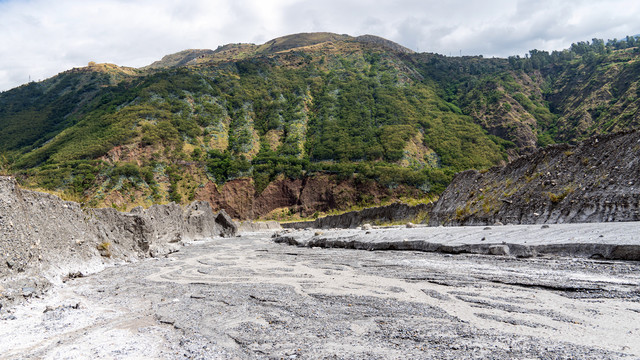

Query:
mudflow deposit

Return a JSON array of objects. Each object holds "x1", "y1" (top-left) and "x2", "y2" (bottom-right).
[{"x1": 1, "y1": 130, "x2": 640, "y2": 359}]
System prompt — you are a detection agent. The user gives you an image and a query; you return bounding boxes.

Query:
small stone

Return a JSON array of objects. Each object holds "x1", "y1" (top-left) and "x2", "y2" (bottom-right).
[
  {"x1": 483, "y1": 227, "x2": 491, "y2": 230},
  {"x1": 314, "y1": 231, "x2": 324, "y2": 236},
  {"x1": 489, "y1": 245, "x2": 510, "y2": 256},
  {"x1": 481, "y1": 237, "x2": 486, "y2": 241},
  {"x1": 22, "y1": 287, "x2": 36, "y2": 297},
  {"x1": 541, "y1": 225, "x2": 550, "y2": 229},
  {"x1": 494, "y1": 221, "x2": 504, "y2": 226},
  {"x1": 361, "y1": 224, "x2": 372, "y2": 230},
  {"x1": 406, "y1": 222, "x2": 416, "y2": 228}
]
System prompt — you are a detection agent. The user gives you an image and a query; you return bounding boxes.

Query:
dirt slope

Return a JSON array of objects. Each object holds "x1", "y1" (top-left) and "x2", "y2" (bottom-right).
[
  {"x1": 429, "y1": 129, "x2": 640, "y2": 225},
  {"x1": 0, "y1": 176, "x2": 236, "y2": 307}
]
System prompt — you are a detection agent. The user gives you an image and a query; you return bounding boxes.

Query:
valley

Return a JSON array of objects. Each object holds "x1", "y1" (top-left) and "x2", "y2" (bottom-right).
[{"x1": 1, "y1": 231, "x2": 639, "y2": 359}]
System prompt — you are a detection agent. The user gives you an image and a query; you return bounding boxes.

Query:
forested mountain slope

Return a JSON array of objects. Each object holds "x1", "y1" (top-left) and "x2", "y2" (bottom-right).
[{"x1": 1, "y1": 33, "x2": 638, "y2": 218}]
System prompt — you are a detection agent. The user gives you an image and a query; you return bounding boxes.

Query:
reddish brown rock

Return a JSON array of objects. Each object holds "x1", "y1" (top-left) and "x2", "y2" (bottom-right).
[{"x1": 196, "y1": 174, "x2": 421, "y2": 220}]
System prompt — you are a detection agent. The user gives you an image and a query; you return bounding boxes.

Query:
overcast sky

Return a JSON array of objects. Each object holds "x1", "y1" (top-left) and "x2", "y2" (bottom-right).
[{"x1": 0, "y1": 0, "x2": 638, "y2": 92}]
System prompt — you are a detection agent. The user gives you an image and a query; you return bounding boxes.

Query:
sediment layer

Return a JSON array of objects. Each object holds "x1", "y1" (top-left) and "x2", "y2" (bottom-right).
[{"x1": 0, "y1": 176, "x2": 236, "y2": 305}]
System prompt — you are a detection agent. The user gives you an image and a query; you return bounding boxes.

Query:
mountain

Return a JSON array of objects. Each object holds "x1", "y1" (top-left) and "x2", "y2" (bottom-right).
[{"x1": 0, "y1": 32, "x2": 639, "y2": 218}]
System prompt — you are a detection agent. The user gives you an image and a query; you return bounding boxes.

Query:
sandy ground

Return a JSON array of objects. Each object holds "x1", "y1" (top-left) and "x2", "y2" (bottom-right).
[
  {"x1": 278, "y1": 222, "x2": 640, "y2": 259},
  {"x1": 1, "y1": 227, "x2": 639, "y2": 359}
]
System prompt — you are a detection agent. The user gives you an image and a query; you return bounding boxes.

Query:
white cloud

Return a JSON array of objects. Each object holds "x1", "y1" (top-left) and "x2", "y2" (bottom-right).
[{"x1": 0, "y1": 0, "x2": 638, "y2": 91}]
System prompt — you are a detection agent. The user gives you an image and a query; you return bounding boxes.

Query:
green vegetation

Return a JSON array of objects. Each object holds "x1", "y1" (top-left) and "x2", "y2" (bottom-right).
[
  {"x1": 547, "y1": 185, "x2": 576, "y2": 204},
  {"x1": 1, "y1": 33, "x2": 639, "y2": 212}
]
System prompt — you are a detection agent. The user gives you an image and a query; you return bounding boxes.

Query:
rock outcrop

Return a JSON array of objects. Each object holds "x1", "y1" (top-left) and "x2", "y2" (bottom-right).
[
  {"x1": 282, "y1": 202, "x2": 433, "y2": 229},
  {"x1": 429, "y1": 129, "x2": 640, "y2": 225},
  {"x1": 0, "y1": 176, "x2": 236, "y2": 305},
  {"x1": 195, "y1": 174, "x2": 423, "y2": 220},
  {"x1": 236, "y1": 221, "x2": 282, "y2": 233}
]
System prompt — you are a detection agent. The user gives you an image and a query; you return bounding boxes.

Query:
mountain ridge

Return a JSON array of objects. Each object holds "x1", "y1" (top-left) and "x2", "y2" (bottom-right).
[
  {"x1": 1, "y1": 32, "x2": 639, "y2": 218},
  {"x1": 141, "y1": 32, "x2": 415, "y2": 70}
]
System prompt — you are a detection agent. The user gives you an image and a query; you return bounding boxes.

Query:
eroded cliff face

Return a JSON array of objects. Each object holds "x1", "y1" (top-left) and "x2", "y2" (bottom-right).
[
  {"x1": 195, "y1": 174, "x2": 421, "y2": 220},
  {"x1": 0, "y1": 176, "x2": 236, "y2": 305},
  {"x1": 429, "y1": 130, "x2": 640, "y2": 225},
  {"x1": 282, "y1": 203, "x2": 433, "y2": 229}
]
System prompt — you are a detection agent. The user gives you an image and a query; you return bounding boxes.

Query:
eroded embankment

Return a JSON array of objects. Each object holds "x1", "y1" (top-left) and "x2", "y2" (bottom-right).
[
  {"x1": 0, "y1": 176, "x2": 236, "y2": 307},
  {"x1": 430, "y1": 129, "x2": 640, "y2": 225},
  {"x1": 275, "y1": 223, "x2": 640, "y2": 261},
  {"x1": 282, "y1": 202, "x2": 432, "y2": 229}
]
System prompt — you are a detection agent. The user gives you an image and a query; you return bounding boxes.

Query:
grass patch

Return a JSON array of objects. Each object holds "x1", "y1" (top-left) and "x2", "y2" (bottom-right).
[
  {"x1": 97, "y1": 242, "x2": 112, "y2": 258},
  {"x1": 547, "y1": 185, "x2": 575, "y2": 203}
]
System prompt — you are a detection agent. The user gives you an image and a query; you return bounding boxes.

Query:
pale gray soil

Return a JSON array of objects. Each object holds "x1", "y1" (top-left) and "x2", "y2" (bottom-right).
[
  {"x1": 277, "y1": 222, "x2": 640, "y2": 260},
  {"x1": 1, "y1": 227, "x2": 639, "y2": 359}
]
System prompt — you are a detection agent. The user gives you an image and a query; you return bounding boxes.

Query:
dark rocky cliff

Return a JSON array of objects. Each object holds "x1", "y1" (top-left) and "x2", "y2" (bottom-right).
[
  {"x1": 282, "y1": 202, "x2": 432, "y2": 229},
  {"x1": 429, "y1": 129, "x2": 640, "y2": 225},
  {"x1": 0, "y1": 176, "x2": 236, "y2": 306}
]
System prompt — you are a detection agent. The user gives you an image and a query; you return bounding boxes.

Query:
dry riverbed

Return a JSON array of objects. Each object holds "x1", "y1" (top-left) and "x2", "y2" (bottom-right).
[{"x1": 1, "y1": 226, "x2": 639, "y2": 359}]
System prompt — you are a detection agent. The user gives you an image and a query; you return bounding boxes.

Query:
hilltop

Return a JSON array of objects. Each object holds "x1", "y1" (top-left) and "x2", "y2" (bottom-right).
[{"x1": 0, "y1": 32, "x2": 639, "y2": 218}]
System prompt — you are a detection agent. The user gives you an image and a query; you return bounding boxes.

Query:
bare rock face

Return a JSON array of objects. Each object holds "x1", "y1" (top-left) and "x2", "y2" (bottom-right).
[
  {"x1": 0, "y1": 177, "x2": 236, "y2": 305},
  {"x1": 429, "y1": 129, "x2": 640, "y2": 225},
  {"x1": 184, "y1": 202, "x2": 236, "y2": 240},
  {"x1": 213, "y1": 210, "x2": 238, "y2": 237},
  {"x1": 195, "y1": 174, "x2": 421, "y2": 220},
  {"x1": 195, "y1": 179, "x2": 256, "y2": 219},
  {"x1": 283, "y1": 202, "x2": 433, "y2": 229}
]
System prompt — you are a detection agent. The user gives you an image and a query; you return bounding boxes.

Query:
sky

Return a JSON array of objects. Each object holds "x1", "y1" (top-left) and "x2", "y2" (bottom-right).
[{"x1": 0, "y1": 0, "x2": 639, "y2": 92}]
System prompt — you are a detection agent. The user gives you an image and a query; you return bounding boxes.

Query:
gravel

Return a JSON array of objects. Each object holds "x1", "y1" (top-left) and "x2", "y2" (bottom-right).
[{"x1": 1, "y1": 229, "x2": 639, "y2": 359}]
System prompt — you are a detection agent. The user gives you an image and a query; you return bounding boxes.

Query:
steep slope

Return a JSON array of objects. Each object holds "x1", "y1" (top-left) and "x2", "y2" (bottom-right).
[
  {"x1": 1, "y1": 33, "x2": 640, "y2": 218},
  {"x1": 1, "y1": 34, "x2": 506, "y2": 217},
  {"x1": 409, "y1": 41, "x2": 640, "y2": 155},
  {"x1": 429, "y1": 129, "x2": 640, "y2": 225},
  {"x1": 545, "y1": 48, "x2": 640, "y2": 142},
  {"x1": 0, "y1": 176, "x2": 236, "y2": 306},
  {"x1": 0, "y1": 64, "x2": 140, "y2": 155}
]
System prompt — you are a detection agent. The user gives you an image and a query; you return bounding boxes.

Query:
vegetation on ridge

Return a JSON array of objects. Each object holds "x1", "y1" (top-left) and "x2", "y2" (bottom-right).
[{"x1": 1, "y1": 32, "x2": 639, "y2": 216}]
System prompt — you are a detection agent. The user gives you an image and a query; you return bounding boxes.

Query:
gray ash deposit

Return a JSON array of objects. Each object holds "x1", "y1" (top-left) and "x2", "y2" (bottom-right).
[{"x1": 0, "y1": 176, "x2": 236, "y2": 307}]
